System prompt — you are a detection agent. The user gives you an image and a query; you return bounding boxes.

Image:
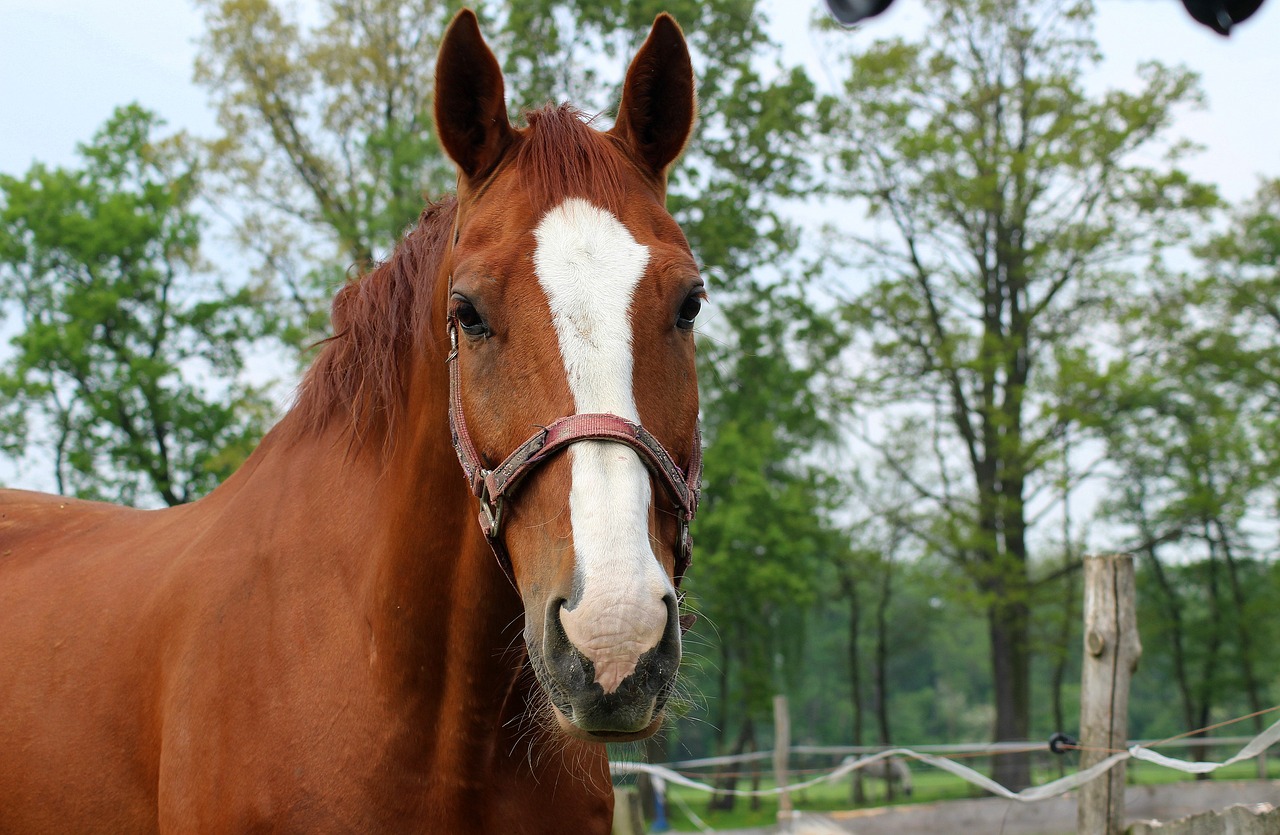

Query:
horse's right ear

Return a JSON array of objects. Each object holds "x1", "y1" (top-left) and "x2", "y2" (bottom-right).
[{"x1": 434, "y1": 9, "x2": 513, "y2": 181}]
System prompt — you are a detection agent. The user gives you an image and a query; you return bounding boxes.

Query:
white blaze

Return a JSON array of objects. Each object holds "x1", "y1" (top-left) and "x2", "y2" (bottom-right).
[{"x1": 533, "y1": 198, "x2": 672, "y2": 695}]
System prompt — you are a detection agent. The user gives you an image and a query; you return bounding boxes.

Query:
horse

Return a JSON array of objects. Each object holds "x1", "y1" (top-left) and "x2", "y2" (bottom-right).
[{"x1": 0, "y1": 10, "x2": 701, "y2": 833}]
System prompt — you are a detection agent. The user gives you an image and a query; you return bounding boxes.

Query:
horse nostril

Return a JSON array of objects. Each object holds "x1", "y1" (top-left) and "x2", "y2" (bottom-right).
[
  {"x1": 662, "y1": 593, "x2": 677, "y2": 621},
  {"x1": 543, "y1": 597, "x2": 571, "y2": 650},
  {"x1": 538, "y1": 598, "x2": 591, "y2": 693}
]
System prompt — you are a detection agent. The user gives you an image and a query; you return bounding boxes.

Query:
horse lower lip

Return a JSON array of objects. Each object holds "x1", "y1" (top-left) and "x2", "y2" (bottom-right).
[
  {"x1": 550, "y1": 702, "x2": 663, "y2": 742},
  {"x1": 564, "y1": 690, "x2": 662, "y2": 730}
]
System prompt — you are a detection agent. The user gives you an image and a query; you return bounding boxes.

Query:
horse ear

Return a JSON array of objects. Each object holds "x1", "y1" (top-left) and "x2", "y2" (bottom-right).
[
  {"x1": 434, "y1": 9, "x2": 513, "y2": 181},
  {"x1": 610, "y1": 14, "x2": 696, "y2": 180}
]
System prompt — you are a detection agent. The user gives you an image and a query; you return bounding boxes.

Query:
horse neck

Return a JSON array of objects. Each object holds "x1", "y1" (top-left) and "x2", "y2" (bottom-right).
[
  {"x1": 356, "y1": 354, "x2": 529, "y2": 717},
  {"x1": 212, "y1": 322, "x2": 529, "y2": 755}
]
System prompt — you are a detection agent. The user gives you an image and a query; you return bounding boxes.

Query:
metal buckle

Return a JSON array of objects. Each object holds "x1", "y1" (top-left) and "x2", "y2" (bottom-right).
[
  {"x1": 446, "y1": 320, "x2": 459, "y2": 363},
  {"x1": 678, "y1": 519, "x2": 693, "y2": 565},
  {"x1": 478, "y1": 482, "x2": 504, "y2": 539}
]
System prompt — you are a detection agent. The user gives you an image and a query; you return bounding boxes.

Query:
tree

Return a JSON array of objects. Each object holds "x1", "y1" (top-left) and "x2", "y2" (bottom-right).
[
  {"x1": 1095, "y1": 185, "x2": 1280, "y2": 765},
  {"x1": 194, "y1": 0, "x2": 458, "y2": 344},
  {"x1": 824, "y1": 0, "x2": 1216, "y2": 787},
  {"x1": 683, "y1": 273, "x2": 850, "y2": 810},
  {"x1": 0, "y1": 105, "x2": 272, "y2": 506},
  {"x1": 490, "y1": 0, "x2": 819, "y2": 277},
  {"x1": 1097, "y1": 327, "x2": 1261, "y2": 762},
  {"x1": 1197, "y1": 178, "x2": 1280, "y2": 468}
]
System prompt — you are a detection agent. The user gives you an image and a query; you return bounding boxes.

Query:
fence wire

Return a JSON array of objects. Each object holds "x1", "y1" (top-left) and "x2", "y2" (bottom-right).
[{"x1": 609, "y1": 713, "x2": 1280, "y2": 802}]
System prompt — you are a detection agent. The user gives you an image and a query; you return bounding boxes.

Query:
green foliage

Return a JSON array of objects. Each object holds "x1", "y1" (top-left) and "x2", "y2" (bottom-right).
[
  {"x1": 0, "y1": 105, "x2": 273, "y2": 506},
  {"x1": 1131, "y1": 558, "x2": 1280, "y2": 738},
  {"x1": 1093, "y1": 178, "x2": 1280, "y2": 738},
  {"x1": 1195, "y1": 178, "x2": 1280, "y2": 470},
  {"x1": 1100, "y1": 291, "x2": 1263, "y2": 542}
]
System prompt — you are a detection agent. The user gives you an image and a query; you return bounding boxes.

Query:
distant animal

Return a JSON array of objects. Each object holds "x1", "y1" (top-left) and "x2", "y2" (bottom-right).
[
  {"x1": 0, "y1": 8, "x2": 703, "y2": 833},
  {"x1": 823, "y1": 0, "x2": 1265, "y2": 35},
  {"x1": 857, "y1": 757, "x2": 915, "y2": 797}
]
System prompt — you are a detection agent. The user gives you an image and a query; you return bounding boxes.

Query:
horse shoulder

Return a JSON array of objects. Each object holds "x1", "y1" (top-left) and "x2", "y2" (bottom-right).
[{"x1": 0, "y1": 490, "x2": 210, "y2": 833}]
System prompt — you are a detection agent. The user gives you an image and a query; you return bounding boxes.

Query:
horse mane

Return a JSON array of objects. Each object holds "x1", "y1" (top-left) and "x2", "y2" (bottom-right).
[
  {"x1": 286, "y1": 194, "x2": 456, "y2": 447},
  {"x1": 284, "y1": 104, "x2": 636, "y2": 449}
]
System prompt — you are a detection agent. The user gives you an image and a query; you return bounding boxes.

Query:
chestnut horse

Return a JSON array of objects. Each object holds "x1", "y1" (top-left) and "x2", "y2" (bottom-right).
[{"x1": 0, "y1": 10, "x2": 701, "y2": 833}]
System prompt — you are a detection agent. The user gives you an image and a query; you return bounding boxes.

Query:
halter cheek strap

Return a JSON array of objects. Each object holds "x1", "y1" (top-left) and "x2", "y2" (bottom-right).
[{"x1": 445, "y1": 320, "x2": 702, "y2": 589}]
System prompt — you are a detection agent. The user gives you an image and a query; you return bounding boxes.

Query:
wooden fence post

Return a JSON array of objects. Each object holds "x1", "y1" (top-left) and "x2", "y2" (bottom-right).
[
  {"x1": 774, "y1": 694, "x2": 792, "y2": 821},
  {"x1": 1079, "y1": 554, "x2": 1142, "y2": 835},
  {"x1": 611, "y1": 787, "x2": 644, "y2": 835}
]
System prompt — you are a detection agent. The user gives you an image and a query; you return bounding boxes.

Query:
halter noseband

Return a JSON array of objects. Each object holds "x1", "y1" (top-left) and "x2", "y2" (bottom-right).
[{"x1": 446, "y1": 319, "x2": 702, "y2": 588}]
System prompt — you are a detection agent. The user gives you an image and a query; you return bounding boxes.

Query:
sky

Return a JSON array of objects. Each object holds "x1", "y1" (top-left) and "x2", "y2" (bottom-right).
[{"x1": 0, "y1": 0, "x2": 1277, "y2": 201}]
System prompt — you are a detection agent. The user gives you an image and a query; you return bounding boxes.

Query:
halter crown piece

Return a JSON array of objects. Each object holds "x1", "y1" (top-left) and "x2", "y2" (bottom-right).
[{"x1": 445, "y1": 318, "x2": 703, "y2": 590}]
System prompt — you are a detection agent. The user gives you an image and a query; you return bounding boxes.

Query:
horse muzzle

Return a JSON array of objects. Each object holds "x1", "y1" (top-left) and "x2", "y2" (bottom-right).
[{"x1": 531, "y1": 594, "x2": 681, "y2": 740}]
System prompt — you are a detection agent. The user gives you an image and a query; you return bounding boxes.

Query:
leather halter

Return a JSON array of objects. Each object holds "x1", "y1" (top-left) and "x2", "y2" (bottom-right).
[{"x1": 446, "y1": 320, "x2": 702, "y2": 588}]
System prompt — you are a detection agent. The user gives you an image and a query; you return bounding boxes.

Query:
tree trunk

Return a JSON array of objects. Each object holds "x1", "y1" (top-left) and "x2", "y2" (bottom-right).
[
  {"x1": 709, "y1": 641, "x2": 736, "y2": 810},
  {"x1": 636, "y1": 731, "x2": 666, "y2": 821},
  {"x1": 870, "y1": 553, "x2": 890, "y2": 747},
  {"x1": 994, "y1": 462, "x2": 1033, "y2": 791},
  {"x1": 844, "y1": 571, "x2": 867, "y2": 805},
  {"x1": 972, "y1": 456, "x2": 1033, "y2": 790},
  {"x1": 875, "y1": 555, "x2": 894, "y2": 803},
  {"x1": 1138, "y1": 517, "x2": 1196, "y2": 734},
  {"x1": 1050, "y1": 560, "x2": 1076, "y2": 779},
  {"x1": 710, "y1": 715, "x2": 754, "y2": 812},
  {"x1": 1213, "y1": 516, "x2": 1267, "y2": 778},
  {"x1": 989, "y1": 593, "x2": 1032, "y2": 791},
  {"x1": 1193, "y1": 530, "x2": 1224, "y2": 775},
  {"x1": 1052, "y1": 435, "x2": 1076, "y2": 779}
]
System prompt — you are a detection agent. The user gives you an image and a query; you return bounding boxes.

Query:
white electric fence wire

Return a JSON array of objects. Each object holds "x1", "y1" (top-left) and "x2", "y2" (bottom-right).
[
  {"x1": 667, "y1": 789, "x2": 716, "y2": 833},
  {"x1": 609, "y1": 716, "x2": 1280, "y2": 802}
]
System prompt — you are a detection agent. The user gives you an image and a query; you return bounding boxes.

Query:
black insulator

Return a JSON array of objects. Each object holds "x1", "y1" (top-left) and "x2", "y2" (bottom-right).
[{"x1": 1048, "y1": 731, "x2": 1079, "y2": 755}]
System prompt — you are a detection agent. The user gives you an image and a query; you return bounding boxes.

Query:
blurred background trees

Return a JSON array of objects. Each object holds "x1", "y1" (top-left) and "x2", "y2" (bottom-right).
[
  {"x1": 0, "y1": 105, "x2": 272, "y2": 505},
  {"x1": 822, "y1": 0, "x2": 1218, "y2": 788}
]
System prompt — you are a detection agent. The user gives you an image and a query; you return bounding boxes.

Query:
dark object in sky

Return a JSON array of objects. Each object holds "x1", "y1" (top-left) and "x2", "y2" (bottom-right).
[
  {"x1": 823, "y1": 0, "x2": 894, "y2": 25},
  {"x1": 823, "y1": 0, "x2": 1264, "y2": 35},
  {"x1": 1180, "y1": 0, "x2": 1265, "y2": 33}
]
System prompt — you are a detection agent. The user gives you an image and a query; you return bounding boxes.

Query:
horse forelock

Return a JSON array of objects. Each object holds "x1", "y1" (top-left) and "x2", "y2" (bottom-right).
[{"x1": 514, "y1": 104, "x2": 636, "y2": 216}]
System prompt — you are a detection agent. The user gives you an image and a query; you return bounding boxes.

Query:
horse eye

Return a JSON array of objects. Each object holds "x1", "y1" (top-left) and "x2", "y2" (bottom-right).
[
  {"x1": 676, "y1": 295, "x2": 702, "y2": 331},
  {"x1": 454, "y1": 300, "x2": 489, "y2": 337}
]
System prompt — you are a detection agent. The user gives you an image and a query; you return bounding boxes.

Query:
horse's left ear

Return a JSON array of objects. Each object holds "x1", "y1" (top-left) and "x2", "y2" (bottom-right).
[{"x1": 610, "y1": 14, "x2": 696, "y2": 181}]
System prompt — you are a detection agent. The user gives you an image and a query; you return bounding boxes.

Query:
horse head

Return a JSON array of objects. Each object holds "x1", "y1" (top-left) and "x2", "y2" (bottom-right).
[{"x1": 433, "y1": 10, "x2": 701, "y2": 742}]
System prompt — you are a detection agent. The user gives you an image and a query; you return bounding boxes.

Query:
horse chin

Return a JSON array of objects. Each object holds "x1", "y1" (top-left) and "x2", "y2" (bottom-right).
[{"x1": 550, "y1": 701, "x2": 665, "y2": 743}]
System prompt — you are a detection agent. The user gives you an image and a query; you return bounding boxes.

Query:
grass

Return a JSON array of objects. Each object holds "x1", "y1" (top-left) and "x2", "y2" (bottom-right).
[{"x1": 629, "y1": 756, "x2": 1280, "y2": 832}]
